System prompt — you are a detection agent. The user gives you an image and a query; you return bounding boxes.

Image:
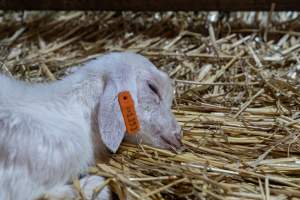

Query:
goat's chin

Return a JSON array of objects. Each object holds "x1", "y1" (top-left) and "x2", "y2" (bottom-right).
[
  {"x1": 150, "y1": 137, "x2": 183, "y2": 152},
  {"x1": 124, "y1": 134, "x2": 163, "y2": 149},
  {"x1": 124, "y1": 133, "x2": 181, "y2": 152}
]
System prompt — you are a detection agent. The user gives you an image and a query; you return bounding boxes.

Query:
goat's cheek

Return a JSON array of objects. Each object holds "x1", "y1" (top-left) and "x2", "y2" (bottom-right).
[{"x1": 139, "y1": 104, "x2": 153, "y2": 123}]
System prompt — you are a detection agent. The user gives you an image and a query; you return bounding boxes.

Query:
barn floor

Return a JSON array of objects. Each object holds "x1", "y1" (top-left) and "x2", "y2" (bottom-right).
[{"x1": 1, "y1": 11, "x2": 300, "y2": 200}]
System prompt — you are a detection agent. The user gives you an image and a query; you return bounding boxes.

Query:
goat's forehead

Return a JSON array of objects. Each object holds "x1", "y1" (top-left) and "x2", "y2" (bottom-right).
[
  {"x1": 124, "y1": 54, "x2": 174, "y2": 101},
  {"x1": 102, "y1": 52, "x2": 174, "y2": 102}
]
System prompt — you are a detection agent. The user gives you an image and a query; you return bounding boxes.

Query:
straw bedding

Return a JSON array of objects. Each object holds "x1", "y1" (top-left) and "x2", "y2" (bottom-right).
[{"x1": 0, "y1": 11, "x2": 300, "y2": 200}]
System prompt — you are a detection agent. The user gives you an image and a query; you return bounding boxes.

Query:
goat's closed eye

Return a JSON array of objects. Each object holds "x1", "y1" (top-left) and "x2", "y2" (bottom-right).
[{"x1": 147, "y1": 81, "x2": 161, "y2": 99}]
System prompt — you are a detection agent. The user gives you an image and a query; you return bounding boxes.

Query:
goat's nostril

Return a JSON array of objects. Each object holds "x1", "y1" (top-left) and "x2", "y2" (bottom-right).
[{"x1": 175, "y1": 131, "x2": 182, "y2": 141}]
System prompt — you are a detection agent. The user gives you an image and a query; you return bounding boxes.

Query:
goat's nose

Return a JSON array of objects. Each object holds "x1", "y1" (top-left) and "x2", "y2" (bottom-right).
[
  {"x1": 175, "y1": 130, "x2": 182, "y2": 141},
  {"x1": 174, "y1": 128, "x2": 183, "y2": 148}
]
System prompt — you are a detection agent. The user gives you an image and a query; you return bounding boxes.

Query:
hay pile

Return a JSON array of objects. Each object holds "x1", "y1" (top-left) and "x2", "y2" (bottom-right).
[{"x1": 1, "y1": 11, "x2": 300, "y2": 200}]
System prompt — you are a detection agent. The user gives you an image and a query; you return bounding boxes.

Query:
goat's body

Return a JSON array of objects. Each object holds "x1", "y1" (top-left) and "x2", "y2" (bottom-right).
[
  {"x1": 0, "y1": 68, "x2": 103, "y2": 199},
  {"x1": 0, "y1": 52, "x2": 181, "y2": 200}
]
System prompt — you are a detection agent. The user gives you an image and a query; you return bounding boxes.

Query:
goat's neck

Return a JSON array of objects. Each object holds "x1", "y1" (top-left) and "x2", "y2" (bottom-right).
[
  {"x1": 52, "y1": 71, "x2": 104, "y2": 117},
  {"x1": 1, "y1": 70, "x2": 102, "y2": 112}
]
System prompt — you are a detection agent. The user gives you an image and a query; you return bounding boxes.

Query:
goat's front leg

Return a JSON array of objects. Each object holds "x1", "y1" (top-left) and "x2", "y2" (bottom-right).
[{"x1": 44, "y1": 175, "x2": 112, "y2": 200}]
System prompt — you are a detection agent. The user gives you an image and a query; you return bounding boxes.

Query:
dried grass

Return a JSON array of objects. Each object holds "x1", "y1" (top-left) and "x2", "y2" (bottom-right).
[{"x1": 1, "y1": 11, "x2": 300, "y2": 200}]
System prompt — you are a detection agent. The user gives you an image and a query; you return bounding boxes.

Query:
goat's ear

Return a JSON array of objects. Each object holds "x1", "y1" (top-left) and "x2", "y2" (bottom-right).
[{"x1": 98, "y1": 67, "x2": 137, "y2": 153}]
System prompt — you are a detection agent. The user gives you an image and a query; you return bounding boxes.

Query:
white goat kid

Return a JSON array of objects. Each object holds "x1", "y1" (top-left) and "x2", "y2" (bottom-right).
[{"x1": 0, "y1": 52, "x2": 182, "y2": 200}]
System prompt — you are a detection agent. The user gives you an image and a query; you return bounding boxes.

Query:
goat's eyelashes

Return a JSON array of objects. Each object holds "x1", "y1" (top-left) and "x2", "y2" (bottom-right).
[{"x1": 147, "y1": 81, "x2": 161, "y2": 100}]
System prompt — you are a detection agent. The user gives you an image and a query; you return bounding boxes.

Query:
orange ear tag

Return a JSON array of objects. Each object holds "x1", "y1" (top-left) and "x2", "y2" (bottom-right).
[{"x1": 118, "y1": 91, "x2": 140, "y2": 135}]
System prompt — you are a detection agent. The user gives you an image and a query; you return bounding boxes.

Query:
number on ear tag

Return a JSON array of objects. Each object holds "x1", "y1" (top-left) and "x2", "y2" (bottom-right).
[{"x1": 118, "y1": 91, "x2": 140, "y2": 134}]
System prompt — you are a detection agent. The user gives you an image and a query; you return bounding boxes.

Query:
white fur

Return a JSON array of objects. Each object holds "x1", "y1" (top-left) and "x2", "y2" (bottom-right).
[
  {"x1": 44, "y1": 176, "x2": 111, "y2": 200},
  {"x1": 0, "y1": 52, "x2": 181, "y2": 200}
]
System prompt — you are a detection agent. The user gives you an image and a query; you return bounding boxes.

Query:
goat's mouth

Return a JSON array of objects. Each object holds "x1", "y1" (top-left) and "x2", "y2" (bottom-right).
[{"x1": 160, "y1": 135, "x2": 182, "y2": 153}]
